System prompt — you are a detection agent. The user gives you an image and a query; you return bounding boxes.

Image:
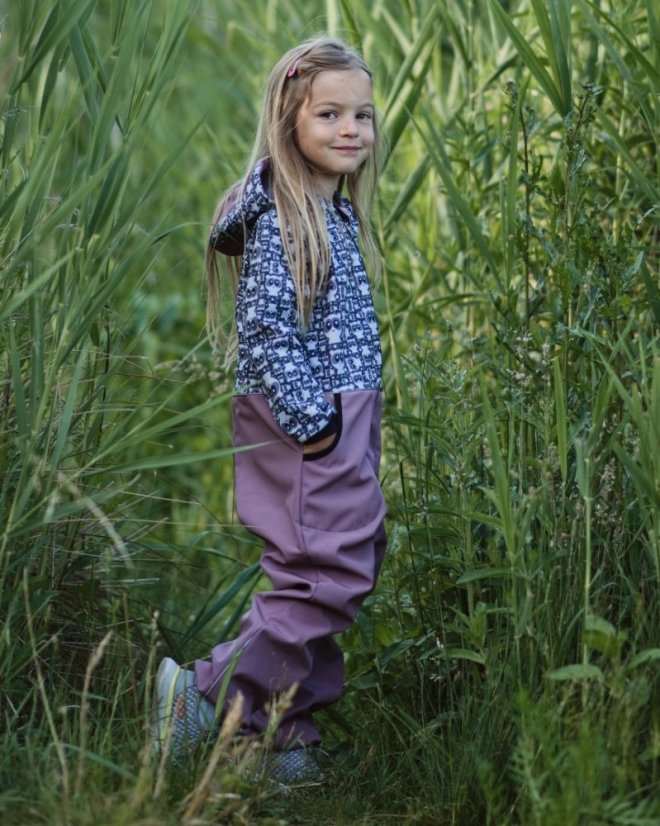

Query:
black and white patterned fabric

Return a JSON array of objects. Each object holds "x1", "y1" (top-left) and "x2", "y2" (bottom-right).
[{"x1": 212, "y1": 159, "x2": 382, "y2": 443}]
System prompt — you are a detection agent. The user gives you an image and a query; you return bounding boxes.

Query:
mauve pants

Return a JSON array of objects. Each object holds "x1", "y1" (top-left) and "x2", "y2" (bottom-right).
[{"x1": 195, "y1": 389, "x2": 387, "y2": 747}]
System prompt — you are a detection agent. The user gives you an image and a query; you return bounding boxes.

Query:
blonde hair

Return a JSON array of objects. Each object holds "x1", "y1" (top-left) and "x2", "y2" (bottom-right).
[{"x1": 206, "y1": 36, "x2": 383, "y2": 351}]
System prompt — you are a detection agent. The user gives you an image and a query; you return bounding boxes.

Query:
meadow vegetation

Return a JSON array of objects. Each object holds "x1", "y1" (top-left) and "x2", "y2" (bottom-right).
[{"x1": 1, "y1": 1, "x2": 658, "y2": 823}]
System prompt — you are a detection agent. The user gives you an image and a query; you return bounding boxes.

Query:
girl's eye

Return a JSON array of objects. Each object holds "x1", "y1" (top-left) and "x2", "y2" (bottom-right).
[
  {"x1": 357, "y1": 112, "x2": 373, "y2": 120},
  {"x1": 319, "y1": 111, "x2": 337, "y2": 119}
]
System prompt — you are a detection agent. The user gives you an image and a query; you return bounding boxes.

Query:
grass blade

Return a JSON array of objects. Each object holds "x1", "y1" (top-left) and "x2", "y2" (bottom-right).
[{"x1": 489, "y1": 0, "x2": 569, "y2": 115}]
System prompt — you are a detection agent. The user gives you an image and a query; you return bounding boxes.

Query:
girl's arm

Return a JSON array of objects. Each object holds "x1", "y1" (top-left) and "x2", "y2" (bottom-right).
[{"x1": 238, "y1": 211, "x2": 336, "y2": 444}]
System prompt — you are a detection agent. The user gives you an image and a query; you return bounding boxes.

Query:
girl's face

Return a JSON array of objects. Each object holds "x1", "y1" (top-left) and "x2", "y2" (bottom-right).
[{"x1": 295, "y1": 69, "x2": 375, "y2": 199}]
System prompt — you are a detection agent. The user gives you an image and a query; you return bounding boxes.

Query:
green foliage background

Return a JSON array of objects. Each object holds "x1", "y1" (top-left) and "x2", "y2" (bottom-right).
[{"x1": 0, "y1": 1, "x2": 658, "y2": 823}]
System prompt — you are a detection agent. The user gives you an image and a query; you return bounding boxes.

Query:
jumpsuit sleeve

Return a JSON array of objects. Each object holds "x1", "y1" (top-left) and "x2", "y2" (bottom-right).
[{"x1": 238, "y1": 211, "x2": 337, "y2": 443}]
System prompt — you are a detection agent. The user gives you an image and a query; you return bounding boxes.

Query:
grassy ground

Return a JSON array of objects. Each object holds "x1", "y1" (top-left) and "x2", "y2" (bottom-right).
[{"x1": 1, "y1": 1, "x2": 658, "y2": 823}]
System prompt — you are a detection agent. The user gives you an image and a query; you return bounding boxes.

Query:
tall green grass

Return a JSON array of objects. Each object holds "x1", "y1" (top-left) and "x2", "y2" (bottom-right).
[
  {"x1": 340, "y1": 2, "x2": 659, "y2": 822},
  {"x1": 1, "y1": 0, "x2": 658, "y2": 823},
  {"x1": 0, "y1": 3, "x2": 248, "y2": 818}
]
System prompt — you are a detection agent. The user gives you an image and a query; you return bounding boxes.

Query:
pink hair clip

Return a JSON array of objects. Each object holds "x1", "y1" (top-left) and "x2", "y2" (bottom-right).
[{"x1": 287, "y1": 58, "x2": 300, "y2": 78}]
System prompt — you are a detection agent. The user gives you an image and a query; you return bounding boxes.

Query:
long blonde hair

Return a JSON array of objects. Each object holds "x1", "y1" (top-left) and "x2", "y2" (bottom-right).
[{"x1": 206, "y1": 36, "x2": 383, "y2": 351}]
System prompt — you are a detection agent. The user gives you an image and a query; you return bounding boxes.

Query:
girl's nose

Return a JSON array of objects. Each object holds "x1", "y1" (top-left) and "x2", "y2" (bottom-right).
[{"x1": 340, "y1": 117, "x2": 359, "y2": 136}]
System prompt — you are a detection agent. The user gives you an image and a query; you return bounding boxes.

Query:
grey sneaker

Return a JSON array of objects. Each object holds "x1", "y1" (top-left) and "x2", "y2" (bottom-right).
[
  {"x1": 265, "y1": 748, "x2": 324, "y2": 786},
  {"x1": 151, "y1": 657, "x2": 217, "y2": 759}
]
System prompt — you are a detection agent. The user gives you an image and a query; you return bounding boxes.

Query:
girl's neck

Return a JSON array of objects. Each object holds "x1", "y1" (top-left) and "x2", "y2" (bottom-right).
[
  {"x1": 307, "y1": 169, "x2": 345, "y2": 202},
  {"x1": 311, "y1": 179, "x2": 339, "y2": 202}
]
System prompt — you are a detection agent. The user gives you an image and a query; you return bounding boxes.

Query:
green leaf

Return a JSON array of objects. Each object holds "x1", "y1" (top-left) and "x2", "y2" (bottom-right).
[
  {"x1": 415, "y1": 115, "x2": 502, "y2": 288},
  {"x1": 489, "y1": 0, "x2": 570, "y2": 116},
  {"x1": 583, "y1": 615, "x2": 627, "y2": 658},
  {"x1": 384, "y1": 157, "x2": 431, "y2": 235},
  {"x1": 594, "y1": 108, "x2": 660, "y2": 205},
  {"x1": 456, "y1": 567, "x2": 512, "y2": 584},
  {"x1": 529, "y1": 0, "x2": 572, "y2": 112},
  {"x1": 547, "y1": 664, "x2": 605, "y2": 682},
  {"x1": 626, "y1": 649, "x2": 660, "y2": 670},
  {"x1": 349, "y1": 672, "x2": 381, "y2": 691},
  {"x1": 10, "y1": 0, "x2": 99, "y2": 92},
  {"x1": 444, "y1": 648, "x2": 486, "y2": 665},
  {"x1": 577, "y1": 0, "x2": 659, "y2": 123},
  {"x1": 89, "y1": 446, "x2": 239, "y2": 475},
  {"x1": 553, "y1": 356, "x2": 568, "y2": 484},
  {"x1": 180, "y1": 562, "x2": 261, "y2": 646}
]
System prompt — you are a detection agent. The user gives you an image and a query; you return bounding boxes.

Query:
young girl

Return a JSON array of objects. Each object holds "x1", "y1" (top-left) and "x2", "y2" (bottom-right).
[{"x1": 153, "y1": 36, "x2": 387, "y2": 784}]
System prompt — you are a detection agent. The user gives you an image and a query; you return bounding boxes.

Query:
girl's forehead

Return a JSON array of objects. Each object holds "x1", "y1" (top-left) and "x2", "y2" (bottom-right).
[{"x1": 307, "y1": 69, "x2": 373, "y2": 103}]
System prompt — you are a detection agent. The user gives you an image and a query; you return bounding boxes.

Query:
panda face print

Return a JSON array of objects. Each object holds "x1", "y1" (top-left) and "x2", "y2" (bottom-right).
[
  {"x1": 252, "y1": 345, "x2": 267, "y2": 372},
  {"x1": 263, "y1": 372, "x2": 281, "y2": 399},
  {"x1": 283, "y1": 361, "x2": 300, "y2": 384},
  {"x1": 270, "y1": 232, "x2": 284, "y2": 254},
  {"x1": 330, "y1": 350, "x2": 345, "y2": 371},
  {"x1": 274, "y1": 340, "x2": 290, "y2": 359},
  {"x1": 283, "y1": 307, "x2": 298, "y2": 326},
  {"x1": 324, "y1": 314, "x2": 341, "y2": 345},
  {"x1": 244, "y1": 275, "x2": 258, "y2": 301},
  {"x1": 245, "y1": 307, "x2": 259, "y2": 335},
  {"x1": 265, "y1": 274, "x2": 283, "y2": 297},
  {"x1": 346, "y1": 355, "x2": 361, "y2": 374},
  {"x1": 326, "y1": 279, "x2": 338, "y2": 303}
]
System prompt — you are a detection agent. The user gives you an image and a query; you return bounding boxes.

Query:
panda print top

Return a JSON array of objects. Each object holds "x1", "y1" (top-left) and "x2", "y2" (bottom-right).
[{"x1": 211, "y1": 159, "x2": 383, "y2": 444}]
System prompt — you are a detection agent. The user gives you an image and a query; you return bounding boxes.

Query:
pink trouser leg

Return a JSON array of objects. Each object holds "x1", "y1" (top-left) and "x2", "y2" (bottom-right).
[{"x1": 195, "y1": 391, "x2": 386, "y2": 746}]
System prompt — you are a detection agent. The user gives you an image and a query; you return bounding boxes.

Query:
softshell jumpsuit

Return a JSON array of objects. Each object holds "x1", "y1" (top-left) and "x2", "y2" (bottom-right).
[{"x1": 195, "y1": 159, "x2": 387, "y2": 747}]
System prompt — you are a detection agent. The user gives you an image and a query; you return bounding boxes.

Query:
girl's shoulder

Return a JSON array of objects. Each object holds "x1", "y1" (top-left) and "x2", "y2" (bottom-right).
[
  {"x1": 211, "y1": 160, "x2": 275, "y2": 256},
  {"x1": 251, "y1": 207, "x2": 282, "y2": 244}
]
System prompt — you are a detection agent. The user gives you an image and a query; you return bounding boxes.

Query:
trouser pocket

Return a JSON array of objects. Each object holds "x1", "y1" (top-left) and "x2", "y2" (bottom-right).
[{"x1": 303, "y1": 393, "x2": 343, "y2": 461}]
